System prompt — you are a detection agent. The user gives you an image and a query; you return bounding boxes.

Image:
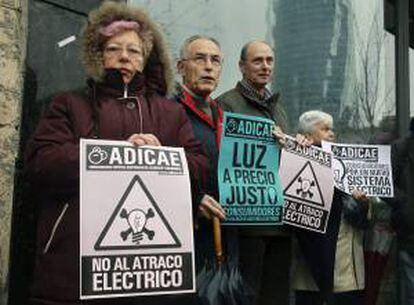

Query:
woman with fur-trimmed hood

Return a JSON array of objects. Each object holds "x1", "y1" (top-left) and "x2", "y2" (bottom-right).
[{"x1": 25, "y1": 2, "x2": 206, "y2": 305}]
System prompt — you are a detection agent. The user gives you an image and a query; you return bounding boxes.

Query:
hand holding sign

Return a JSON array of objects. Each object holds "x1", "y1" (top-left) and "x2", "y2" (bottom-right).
[
  {"x1": 351, "y1": 190, "x2": 369, "y2": 211},
  {"x1": 272, "y1": 128, "x2": 313, "y2": 148},
  {"x1": 127, "y1": 133, "x2": 162, "y2": 146},
  {"x1": 295, "y1": 133, "x2": 313, "y2": 147},
  {"x1": 199, "y1": 194, "x2": 226, "y2": 220}
]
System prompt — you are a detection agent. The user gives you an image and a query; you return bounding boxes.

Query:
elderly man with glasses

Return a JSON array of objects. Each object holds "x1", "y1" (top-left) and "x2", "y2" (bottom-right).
[
  {"x1": 175, "y1": 35, "x2": 225, "y2": 222},
  {"x1": 174, "y1": 35, "x2": 243, "y2": 300}
]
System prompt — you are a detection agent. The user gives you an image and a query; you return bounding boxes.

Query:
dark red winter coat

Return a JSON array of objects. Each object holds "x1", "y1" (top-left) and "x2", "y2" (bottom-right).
[
  {"x1": 25, "y1": 4, "x2": 209, "y2": 303},
  {"x1": 25, "y1": 68, "x2": 207, "y2": 305}
]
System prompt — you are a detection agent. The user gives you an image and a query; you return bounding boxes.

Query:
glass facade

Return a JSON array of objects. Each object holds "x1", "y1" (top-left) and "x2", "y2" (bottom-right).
[
  {"x1": 270, "y1": 0, "x2": 397, "y2": 141},
  {"x1": 272, "y1": 0, "x2": 350, "y2": 133}
]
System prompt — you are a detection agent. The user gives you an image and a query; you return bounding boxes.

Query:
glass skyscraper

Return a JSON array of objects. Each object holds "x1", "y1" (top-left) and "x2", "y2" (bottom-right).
[{"x1": 272, "y1": 0, "x2": 351, "y2": 129}]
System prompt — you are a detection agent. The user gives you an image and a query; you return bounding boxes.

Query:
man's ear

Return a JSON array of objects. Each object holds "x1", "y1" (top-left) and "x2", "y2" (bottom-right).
[
  {"x1": 177, "y1": 60, "x2": 185, "y2": 76},
  {"x1": 238, "y1": 60, "x2": 244, "y2": 75}
]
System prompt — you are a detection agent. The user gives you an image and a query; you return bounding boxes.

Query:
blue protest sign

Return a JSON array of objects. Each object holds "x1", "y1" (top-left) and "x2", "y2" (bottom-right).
[{"x1": 218, "y1": 112, "x2": 284, "y2": 225}]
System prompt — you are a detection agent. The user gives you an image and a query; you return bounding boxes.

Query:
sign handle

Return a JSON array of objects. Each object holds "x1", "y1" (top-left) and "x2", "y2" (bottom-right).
[{"x1": 213, "y1": 216, "x2": 223, "y2": 267}]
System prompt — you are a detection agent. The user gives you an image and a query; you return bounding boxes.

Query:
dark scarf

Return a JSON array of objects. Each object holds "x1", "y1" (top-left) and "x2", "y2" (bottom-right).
[
  {"x1": 238, "y1": 79, "x2": 272, "y2": 106},
  {"x1": 236, "y1": 79, "x2": 288, "y2": 131}
]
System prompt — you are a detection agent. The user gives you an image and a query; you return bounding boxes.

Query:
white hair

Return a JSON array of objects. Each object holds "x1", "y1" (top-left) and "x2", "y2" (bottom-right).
[
  {"x1": 179, "y1": 35, "x2": 221, "y2": 59},
  {"x1": 298, "y1": 110, "x2": 333, "y2": 134}
]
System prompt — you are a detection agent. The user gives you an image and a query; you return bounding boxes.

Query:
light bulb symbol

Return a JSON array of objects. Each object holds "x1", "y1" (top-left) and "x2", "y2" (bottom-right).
[
  {"x1": 120, "y1": 208, "x2": 155, "y2": 244},
  {"x1": 296, "y1": 176, "x2": 315, "y2": 198}
]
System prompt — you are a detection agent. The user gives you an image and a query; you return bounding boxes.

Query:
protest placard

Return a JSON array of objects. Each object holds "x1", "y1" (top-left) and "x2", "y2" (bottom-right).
[
  {"x1": 80, "y1": 139, "x2": 195, "y2": 299},
  {"x1": 322, "y1": 142, "x2": 394, "y2": 197},
  {"x1": 218, "y1": 112, "x2": 284, "y2": 225},
  {"x1": 280, "y1": 137, "x2": 334, "y2": 233}
]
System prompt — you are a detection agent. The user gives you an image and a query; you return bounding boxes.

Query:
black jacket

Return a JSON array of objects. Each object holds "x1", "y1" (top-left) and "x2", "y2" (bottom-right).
[{"x1": 389, "y1": 124, "x2": 414, "y2": 253}]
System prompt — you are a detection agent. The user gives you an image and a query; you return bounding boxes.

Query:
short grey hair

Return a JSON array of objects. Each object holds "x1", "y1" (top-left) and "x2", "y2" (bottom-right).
[
  {"x1": 179, "y1": 35, "x2": 221, "y2": 59},
  {"x1": 240, "y1": 40, "x2": 274, "y2": 61},
  {"x1": 298, "y1": 110, "x2": 333, "y2": 134}
]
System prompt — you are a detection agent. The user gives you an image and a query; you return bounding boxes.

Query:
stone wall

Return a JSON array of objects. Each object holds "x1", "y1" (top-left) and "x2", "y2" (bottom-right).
[{"x1": 0, "y1": 0, "x2": 27, "y2": 304}]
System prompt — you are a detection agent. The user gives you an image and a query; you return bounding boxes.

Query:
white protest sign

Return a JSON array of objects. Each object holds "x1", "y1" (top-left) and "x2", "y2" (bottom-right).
[
  {"x1": 279, "y1": 136, "x2": 334, "y2": 233},
  {"x1": 322, "y1": 142, "x2": 394, "y2": 197},
  {"x1": 80, "y1": 139, "x2": 195, "y2": 300}
]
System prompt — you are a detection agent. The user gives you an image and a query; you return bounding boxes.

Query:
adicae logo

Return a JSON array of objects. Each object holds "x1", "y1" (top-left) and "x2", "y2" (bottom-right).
[
  {"x1": 226, "y1": 118, "x2": 238, "y2": 133},
  {"x1": 88, "y1": 146, "x2": 108, "y2": 165}
]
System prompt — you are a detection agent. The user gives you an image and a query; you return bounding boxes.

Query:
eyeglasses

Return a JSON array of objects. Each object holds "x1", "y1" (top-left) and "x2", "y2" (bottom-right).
[
  {"x1": 104, "y1": 44, "x2": 143, "y2": 60},
  {"x1": 182, "y1": 54, "x2": 223, "y2": 67}
]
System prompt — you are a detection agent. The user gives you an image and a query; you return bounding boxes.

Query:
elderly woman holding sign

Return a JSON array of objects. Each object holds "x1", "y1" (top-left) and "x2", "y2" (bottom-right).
[
  {"x1": 292, "y1": 110, "x2": 369, "y2": 305},
  {"x1": 25, "y1": 2, "x2": 206, "y2": 305}
]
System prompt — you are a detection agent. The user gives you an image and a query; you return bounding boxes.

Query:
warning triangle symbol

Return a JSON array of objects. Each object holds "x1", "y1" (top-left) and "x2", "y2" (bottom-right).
[
  {"x1": 94, "y1": 175, "x2": 181, "y2": 251},
  {"x1": 283, "y1": 161, "x2": 325, "y2": 207}
]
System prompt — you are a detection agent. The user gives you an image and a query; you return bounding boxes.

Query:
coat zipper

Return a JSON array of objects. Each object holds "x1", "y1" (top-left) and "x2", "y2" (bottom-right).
[
  {"x1": 123, "y1": 83, "x2": 128, "y2": 99},
  {"x1": 119, "y1": 84, "x2": 143, "y2": 133},
  {"x1": 43, "y1": 203, "x2": 69, "y2": 254}
]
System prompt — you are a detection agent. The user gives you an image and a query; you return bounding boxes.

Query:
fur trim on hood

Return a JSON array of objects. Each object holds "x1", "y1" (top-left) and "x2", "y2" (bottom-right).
[{"x1": 81, "y1": 1, "x2": 174, "y2": 95}]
